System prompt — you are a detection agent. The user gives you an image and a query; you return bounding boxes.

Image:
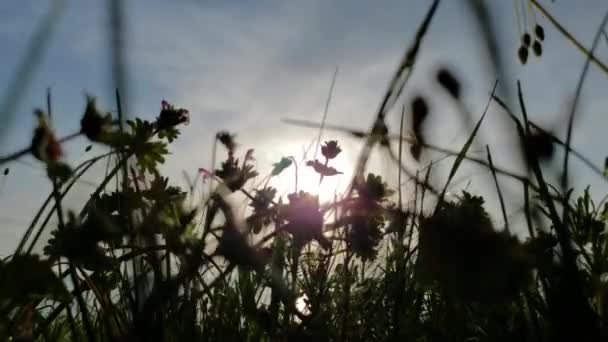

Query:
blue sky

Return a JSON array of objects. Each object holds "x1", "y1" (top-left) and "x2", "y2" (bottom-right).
[{"x1": 1, "y1": 0, "x2": 607, "y2": 255}]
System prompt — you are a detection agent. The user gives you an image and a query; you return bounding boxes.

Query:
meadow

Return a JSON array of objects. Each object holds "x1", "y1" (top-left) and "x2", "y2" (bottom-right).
[{"x1": 1, "y1": 0, "x2": 608, "y2": 341}]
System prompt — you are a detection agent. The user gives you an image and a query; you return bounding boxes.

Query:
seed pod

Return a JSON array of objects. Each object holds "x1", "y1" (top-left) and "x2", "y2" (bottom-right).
[
  {"x1": 522, "y1": 33, "x2": 531, "y2": 47},
  {"x1": 411, "y1": 96, "x2": 428, "y2": 161},
  {"x1": 535, "y1": 24, "x2": 545, "y2": 41},
  {"x1": 411, "y1": 96, "x2": 428, "y2": 130},
  {"x1": 518, "y1": 46, "x2": 529, "y2": 65},
  {"x1": 532, "y1": 40, "x2": 542, "y2": 57},
  {"x1": 437, "y1": 68, "x2": 461, "y2": 99},
  {"x1": 81, "y1": 97, "x2": 112, "y2": 142},
  {"x1": 526, "y1": 129, "x2": 554, "y2": 161}
]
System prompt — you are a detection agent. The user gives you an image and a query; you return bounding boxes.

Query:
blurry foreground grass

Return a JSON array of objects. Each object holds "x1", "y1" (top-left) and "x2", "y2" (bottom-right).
[{"x1": 1, "y1": 1, "x2": 608, "y2": 341}]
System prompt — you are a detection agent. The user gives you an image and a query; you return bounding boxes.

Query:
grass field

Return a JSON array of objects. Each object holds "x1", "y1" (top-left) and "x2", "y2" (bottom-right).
[{"x1": 1, "y1": 0, "x2": 608, "y2": 341}]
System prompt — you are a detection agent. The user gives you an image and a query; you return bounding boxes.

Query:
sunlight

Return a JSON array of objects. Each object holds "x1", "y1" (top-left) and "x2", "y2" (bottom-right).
[
  {"x1": 295, "y1": 294, "x2": 311, "y2": 317},
  {"x1": 271, "y1": 146, "x2": 352, "y2": 204}
]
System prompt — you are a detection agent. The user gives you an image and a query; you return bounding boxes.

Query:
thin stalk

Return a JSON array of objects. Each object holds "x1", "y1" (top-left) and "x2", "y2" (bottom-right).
[
  {"x1": 561, "y1": 9, "x2": 608, "y2": 191},
  {"x1": 398, "y1": 104, "x2": 405, "y2": 211},
  {"x1": 313, "y1": 66, "x2": 339, "y2": 159},
  {"x1": 486, "y1": 145, "x2": 510, "y2": 233},
  {"x1": 0, "y1": 131, "x2": 82, "y2": 166}
]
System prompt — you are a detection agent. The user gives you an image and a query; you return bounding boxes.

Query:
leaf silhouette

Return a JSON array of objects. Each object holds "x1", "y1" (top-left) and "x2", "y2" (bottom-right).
[
  {"x1": 305, "y1": 159, "x2": 342, "y2": 177},
  {"x1": 271, "y1": 157, "x2": 292, "y2": 176}
]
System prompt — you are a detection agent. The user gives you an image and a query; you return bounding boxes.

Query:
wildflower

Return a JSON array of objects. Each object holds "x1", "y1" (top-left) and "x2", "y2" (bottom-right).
[
  {"x1": 247, "y1": 187, "x2": 277, "y2": 234},
  {"x1": 156, "y1": 100, "x2": 189, "y2": 130},
  {"x1": 198, "y1": 167, "x2": 214, "y2": 183},
  {"x1": 321, "y1": 140, "x2": 342, "y2": 160},
  {"x1": 216, "y1": 131, "x2": 236, "y2": 151},
  {"x1": 31, "y1": 110, "x2": 63, "y2": 163},
  {"x1": 214, "y1": 151, "x2": 258, "y2": 192},
  {"x1": 80, "y1": 96, "x2": 113, "y2": 142},
  {"x1": 280, "y1": 191, "x2": 330, "y2": 250},
  {"x1": 305, "y1": 159, "x2": 342, "y2": 177},
  {"x1": 331, "y1": 174, "x2": 392, "y2": 260}
]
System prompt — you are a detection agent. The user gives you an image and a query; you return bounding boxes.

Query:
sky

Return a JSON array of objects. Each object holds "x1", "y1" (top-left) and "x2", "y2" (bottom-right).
[{"x1": 0, "y1": 0, "x2": 607, "y2": 255}]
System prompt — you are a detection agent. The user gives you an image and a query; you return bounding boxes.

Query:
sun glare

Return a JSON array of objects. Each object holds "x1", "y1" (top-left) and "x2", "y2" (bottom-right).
[{"x1": 271, "y1": 144, "x2": 352, "y2": 204}]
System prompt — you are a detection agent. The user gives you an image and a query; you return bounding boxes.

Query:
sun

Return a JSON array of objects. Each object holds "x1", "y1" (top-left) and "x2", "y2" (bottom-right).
[{"x1": 274, "y1": 156, "x2": 351, "y2": 205}]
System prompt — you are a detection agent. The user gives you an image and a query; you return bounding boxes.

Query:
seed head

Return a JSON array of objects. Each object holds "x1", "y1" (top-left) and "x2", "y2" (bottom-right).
[
  {"x1": 534, "y1": 24, "x2": 545, "y2": 41},
  {"x1": 518, "y1": 46, "x2": 529, "y2": 65},
  {"x1": 532, "y1": 40, "x2": 542, "y2": 57},
  {"x1": 522, "y1": 33, "x2": 531, "y2": 47},
  {"x1": 436, "y1": 68, "x2": 461, "y2": 99}
]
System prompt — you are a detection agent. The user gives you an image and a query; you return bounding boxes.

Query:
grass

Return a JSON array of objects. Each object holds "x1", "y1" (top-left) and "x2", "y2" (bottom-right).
[{"x1": 1, "y1": 0, "x2": 608, "y2": 341}]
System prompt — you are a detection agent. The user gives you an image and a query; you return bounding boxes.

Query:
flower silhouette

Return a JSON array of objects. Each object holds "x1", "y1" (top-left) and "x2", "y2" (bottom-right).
[
  {"x1": 216, "y1": 131, "x2": 236, "y2": 151},
  {"x1": 321, "y1": 140, "x2": 342, "y2": 160},
  {"x1": 279, "y1": 191, "x2": 330, "y2": 250},
  {"x1": 213, "y1": 133, "x2": 258, "y2": 192},
  {"x1": 247, "y1": 187, "x2": 277, "y2": 234},
  {"x1": 31, "y1": 110, "x2": 63, "y2": 163},
  {"x1": 81, "y1": 96, "x2": 113, "y2": 142},
  {"x1": 336, "y1": 174, "x2": 393, "y2": 260},
  {"x1": 157, "y1": 100, "x2": 189, "y2": 130}
]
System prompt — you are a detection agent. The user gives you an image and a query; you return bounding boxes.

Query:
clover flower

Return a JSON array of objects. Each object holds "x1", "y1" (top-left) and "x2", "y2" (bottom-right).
[
  {"x1": 321, "y1": 140, "x2": 342, "y2": 160},
  {"x1": 157, "y1": 100, "x2": 189, "y2": 129},
  {"x1": 31, "y1": 110, "x2": 63, "y2": 163}
]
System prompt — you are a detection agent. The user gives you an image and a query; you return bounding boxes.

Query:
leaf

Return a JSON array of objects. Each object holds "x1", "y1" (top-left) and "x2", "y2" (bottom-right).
[
  {"x1": 158, "y1": 126, "x2": 180, "y2": 143},
  {"x1": 439, "y1": 103, "x2": 489, "y2": 204},
  {"x1": 305, "y1": 159, "x2": 342, "y2": 177},
  {"x1": 0, "y1": 255, "x2": 70, "y2": 305},
  {"x1": 136, "y1": 141, "x2": 169, "y2": 173},
  {"x1": 271, "y1": 157, "x2": 292, "y2": 176}
]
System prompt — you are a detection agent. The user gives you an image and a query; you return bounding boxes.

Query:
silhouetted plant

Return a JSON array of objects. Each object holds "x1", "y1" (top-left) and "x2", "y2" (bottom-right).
[
  {"x1": 416, "y1": 192, "x2": 532, "y2": 302},
  {"x1": 1, "y1": 1, "x2": 607, "y2": 340},
  {"x1": 279, "y1": 191, "x2": 330, "y2": 250}
]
